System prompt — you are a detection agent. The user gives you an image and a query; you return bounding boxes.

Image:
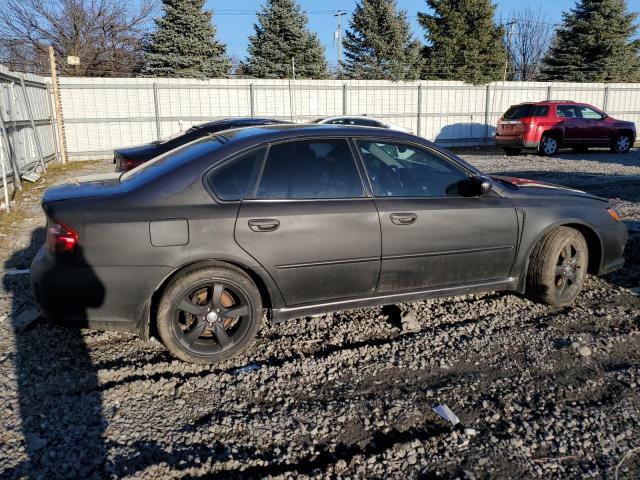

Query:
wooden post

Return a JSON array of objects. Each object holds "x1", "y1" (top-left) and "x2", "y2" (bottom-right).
[{"x1": 48, "y1": 46, "x2": 67, "y2": 164}]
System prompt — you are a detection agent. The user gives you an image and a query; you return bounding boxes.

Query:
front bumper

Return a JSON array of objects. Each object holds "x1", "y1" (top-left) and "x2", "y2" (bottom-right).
[{"x1": 596, "y1": 222, "x2": 628, "y2": 275}]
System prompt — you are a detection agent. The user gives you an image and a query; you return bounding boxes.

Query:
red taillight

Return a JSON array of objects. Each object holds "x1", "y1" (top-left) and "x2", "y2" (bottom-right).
[{"x1": 46, "y1": 222, "x2": 79, "y2": 255}]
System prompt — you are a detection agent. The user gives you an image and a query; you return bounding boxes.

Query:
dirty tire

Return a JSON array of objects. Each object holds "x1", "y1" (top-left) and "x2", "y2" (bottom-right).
[
  {"x1": 610, "y1": 133, "x2": 632, "y2": 154},
  {"x1": 503, "y1": 147, "x2": 522, "y2": 156},
  {"x1": 526, "y1": 227, "x2": 588, "y2": 307},
  {"x1": 157, "y1": 264, "x2": 262, "y2": 364},
  {"x1": 539, "y1": 134, "x2": 559, "y2": 156}
]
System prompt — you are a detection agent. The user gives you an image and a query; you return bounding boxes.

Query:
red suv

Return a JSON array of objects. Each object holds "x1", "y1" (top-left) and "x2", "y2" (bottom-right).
[{"x1": 495, "y1": 101, "x2": 636, "y2": 156}]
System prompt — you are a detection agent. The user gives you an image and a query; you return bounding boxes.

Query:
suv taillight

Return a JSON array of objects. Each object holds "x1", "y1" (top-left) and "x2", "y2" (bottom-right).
[{"x1": 46, "y1": 221, "x2": 79, "y2": 255}]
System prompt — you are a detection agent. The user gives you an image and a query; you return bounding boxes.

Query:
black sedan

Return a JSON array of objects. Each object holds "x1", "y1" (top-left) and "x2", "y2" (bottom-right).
[
  {"x1": 113, "y1": 117, "x2": 289, "y2": 171},
  {"x1": 32, "y1": 125, "x2": 627, "y2": 364}
]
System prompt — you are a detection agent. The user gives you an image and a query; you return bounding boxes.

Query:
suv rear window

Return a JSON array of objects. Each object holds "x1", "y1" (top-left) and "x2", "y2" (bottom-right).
[{"x1": 503, "y1": 104, "x2": 548, "y2": 119}]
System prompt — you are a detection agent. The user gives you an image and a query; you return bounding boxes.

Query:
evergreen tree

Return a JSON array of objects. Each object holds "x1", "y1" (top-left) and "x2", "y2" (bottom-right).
[
  {"x1": 540, "y1": 0, "x2": 640, "y2": 82},
  {"x1": 342, "y1": 0, "x2": 423, "y2": 81},
  {"x1": 144, "y1": 0, "x2": 230, "y2": 78},
  {"x1": 243, "y1": 0, "x2": 328, "y2": 79},
  {"x1": 418, "y1": 0, "x2": 506, "y2": 84}
]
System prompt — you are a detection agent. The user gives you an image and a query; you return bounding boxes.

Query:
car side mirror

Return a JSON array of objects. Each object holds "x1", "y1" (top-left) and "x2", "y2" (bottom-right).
[{"x1": 474, "y1": 176, "x2": 493, "y2": 196}]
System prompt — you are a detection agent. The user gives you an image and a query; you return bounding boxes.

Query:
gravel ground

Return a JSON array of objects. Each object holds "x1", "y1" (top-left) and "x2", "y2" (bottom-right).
[{"x1": 0, "y1": 149, "x2": 638, "y2": 479}]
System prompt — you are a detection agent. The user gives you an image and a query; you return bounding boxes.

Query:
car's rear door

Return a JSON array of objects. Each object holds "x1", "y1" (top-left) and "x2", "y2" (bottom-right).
[
  {"x1": 234, "y1": 138, "x2": 381, "y2": 306},
  {"x1": 356, "y1": 139, "x2": 519, "y2": 293}
]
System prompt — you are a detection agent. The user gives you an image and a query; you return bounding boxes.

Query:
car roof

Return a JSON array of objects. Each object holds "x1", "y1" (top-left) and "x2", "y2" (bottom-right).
[
  {"x1": 213, "y1": 123, "x2": 412, "y2": 144},
  {"x1": 193, "y1": 117, "x2": 290, "y2": 130}
]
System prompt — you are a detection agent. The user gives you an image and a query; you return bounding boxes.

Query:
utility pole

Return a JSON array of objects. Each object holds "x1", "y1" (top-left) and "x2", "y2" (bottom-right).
[
  {"x1": 503, "y1": 21, "x2": 516, "y2": 82},
  {"x1": 48, "y1": 46, "x2": 68, "y2": 164},
  {"x1": 334, "y1": 10, "x2": 347, "y2": 68}
]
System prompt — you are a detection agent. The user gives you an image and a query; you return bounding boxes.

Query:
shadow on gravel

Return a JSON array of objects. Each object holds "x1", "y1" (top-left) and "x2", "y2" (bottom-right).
[{"x1": 4, "y1": 229, "x2": 108, "y2": 479}]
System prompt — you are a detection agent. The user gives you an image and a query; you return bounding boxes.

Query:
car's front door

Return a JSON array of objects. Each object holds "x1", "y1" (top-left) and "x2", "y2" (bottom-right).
[
  {"x1": 557, "y1": 104, "x2": 587, "y2": 145},
  {"x1": 234, "y1": 138, "x2": 381, "y2": 306},
  {"x1": 356, "y1": 140, "x2": 519, "y2": 293},
  {"x1": 577, "y1": 105, "x2": 609, "y2": 145}
]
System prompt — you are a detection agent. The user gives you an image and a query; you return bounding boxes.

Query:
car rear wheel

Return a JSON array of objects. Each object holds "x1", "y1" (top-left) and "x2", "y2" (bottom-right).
[
  {"x1": 526, "y1": 227, "x2": 588, "y2": 307},
  {"x1": 157, "y1": 264, "x2": 262, "y2": 364},
  {"x1": 502, "y1": 147, "x2": 522, "y2": 156},
  {"x1": 539, "y1": 135, "x2": 559, "y2": 156},
  {"x1": 611, "y1": 133, "x2": 632, "y2": 154}
]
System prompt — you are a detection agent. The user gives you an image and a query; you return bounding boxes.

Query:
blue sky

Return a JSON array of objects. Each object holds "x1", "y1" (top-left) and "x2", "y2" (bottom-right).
[{"x1": 210, "y1": 0, "x2": 588, "y2": 63}]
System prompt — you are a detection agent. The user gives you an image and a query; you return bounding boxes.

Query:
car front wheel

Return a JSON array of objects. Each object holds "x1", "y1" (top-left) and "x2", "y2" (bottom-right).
[
  {"x1": 539, "y1": 135, "x2": 559, "y2": 156},
  {"x1": 157, "y1": 264, "x2": 262, "y2": 364},
  {"x1": 611, "y1": 133, "x2": 632, "y2": 154},
  {"x1": 526, "y1": 227, "x2": 588, "y2": 307}
]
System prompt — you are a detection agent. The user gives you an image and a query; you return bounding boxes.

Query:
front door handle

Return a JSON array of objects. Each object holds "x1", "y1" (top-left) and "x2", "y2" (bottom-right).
[
  {"x1": 248, "y1": 218, "x2": 280, "y2": 232},
  {"x1": 390, "y1": 213, "x2": 417, "y2": 225}
]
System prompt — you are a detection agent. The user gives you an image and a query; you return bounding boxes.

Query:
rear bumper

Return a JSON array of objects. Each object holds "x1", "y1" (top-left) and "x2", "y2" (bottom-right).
[
  {"x1": 495, "y1": 135, "x2": 538, "y2": 149},
  {"x1": 30, "y1": 246, "x2": 170, "y2": 338}
]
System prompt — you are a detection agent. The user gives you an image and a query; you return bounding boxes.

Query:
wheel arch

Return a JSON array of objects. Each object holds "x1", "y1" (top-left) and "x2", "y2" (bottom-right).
[
  {"x1": 145, "y1": 259, "x2": 278, "y2": 341},
  {"x1": 516, "y1": 221, "x2": 603, "y2": 293},
  {"x1": 540, "y1": 128, "x2": 563, "y2": 145},
  {"x1": 614, "y1": 128, "x2": 636, "y2": 143}
]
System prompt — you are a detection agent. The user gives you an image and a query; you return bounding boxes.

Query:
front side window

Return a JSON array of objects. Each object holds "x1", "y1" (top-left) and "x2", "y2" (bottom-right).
[
  {"x1": 357, "y1": 141, "x2": 470, "y2": 197},
  {"x1": 208, "y1": 148, "x2": 265, "y2": 201},
  {"x1": 579, "y1": 106, "x2": 604, "y2": 120},
  {"x1": 557, "y1": 105, "x2": 580, "y2": 118},
  {"x1": 256, "y1": 139, "x2": 364, "y2": 199}
]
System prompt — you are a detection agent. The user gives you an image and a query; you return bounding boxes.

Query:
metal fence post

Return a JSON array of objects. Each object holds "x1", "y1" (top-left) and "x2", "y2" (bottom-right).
[
  {"x1": 152, "y1": 83, "x2": 161, "y2": 140},
  {"x1": 416, "y1": 84, "x2": 422, "y2": 137},
  {"x1": 547, "y1": 85, "x2": 553, "y2": 100},
  {"x1": 249, "y1": 83, "x2": 255, "y2": 117},
  {"x1": 19, "y1": 77, "x2": 46, "y2": 172},
  {"x1": 342, "y1": 83, "x2": 348, "y2": 115},
  {"x1": 484, "y1": 84, "x2": 492, "y2": 143},
  {"x1": 602, "y1": 86, "x2": 609, "y2": 111}
]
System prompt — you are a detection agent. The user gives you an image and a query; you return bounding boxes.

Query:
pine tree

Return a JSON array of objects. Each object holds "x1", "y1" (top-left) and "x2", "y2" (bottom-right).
[
  {"x1": 143, "y1": 0, "x2": 230, "y2": 78},
  {"x1": 540, "y1": 0, "x2": 640, "y2": 82},
  {"x1": 341, "y1": 0, "x2": 423, "y2": 81},
  {"x1": 418, "y1": 0, "x2": 506, "y2": 84},
  {"x1": 242, "y1": 0, "x2": 328, "y2": 79}
]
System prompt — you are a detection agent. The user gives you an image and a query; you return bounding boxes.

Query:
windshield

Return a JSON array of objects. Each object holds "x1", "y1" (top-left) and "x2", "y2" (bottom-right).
[
  {"x1": 503, "y1": 105, "x2": 535, "y2": 120},
  {"x1": 120, "y1": 136, "x2": 224, "y2": 182}
]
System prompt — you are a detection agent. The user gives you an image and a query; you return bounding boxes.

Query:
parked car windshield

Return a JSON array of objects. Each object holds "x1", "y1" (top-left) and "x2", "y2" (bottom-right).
[
  {"x1": 503, "y1": 105, "x2": 535, "y2": 120},
  {"x1": 120, "y1": 137, "x2": 224, "y2": 183}
]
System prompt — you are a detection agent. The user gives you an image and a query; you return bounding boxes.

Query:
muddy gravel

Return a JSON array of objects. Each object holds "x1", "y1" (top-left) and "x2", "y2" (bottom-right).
[{"x1": 0, "y1": 149, "x2": 638, "y2": 479}]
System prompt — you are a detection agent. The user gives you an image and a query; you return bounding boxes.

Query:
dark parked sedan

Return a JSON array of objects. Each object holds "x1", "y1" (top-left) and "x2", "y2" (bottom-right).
[
  {"x1": 113, "y1": 117, "x2": 289, "y2": 171},
  {"x1": 32, "y1": 125, "x2": 627, "y2": 364}
]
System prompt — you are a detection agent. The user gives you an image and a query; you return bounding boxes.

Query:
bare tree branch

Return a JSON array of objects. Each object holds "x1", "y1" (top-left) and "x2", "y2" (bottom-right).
[
  {"x1": 0, "y1": 0, "x2": 156, "y2": 77},
  {"x1": 506, "y1": 7, "x2": 554, "y2": 81}
]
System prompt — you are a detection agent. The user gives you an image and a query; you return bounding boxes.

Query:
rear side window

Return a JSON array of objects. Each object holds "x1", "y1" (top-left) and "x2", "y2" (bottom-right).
[
  {"x1": 208, "y1": 148, "x2": 265, "y2": 201},
  {"x1": 256, "y1": 139, "x2": 364, "y2": 199},
  {"x1": 533, "y1": 105, "x2": 549, "y2": 116}
]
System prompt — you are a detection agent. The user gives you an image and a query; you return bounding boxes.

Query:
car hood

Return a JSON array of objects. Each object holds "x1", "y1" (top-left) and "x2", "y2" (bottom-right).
[
  {"x1": 491, "y1": 175, "x2": 608, "y2": 202},
  {"x1": 42, "y1": 172, "x2": 124, "y2": 204}
]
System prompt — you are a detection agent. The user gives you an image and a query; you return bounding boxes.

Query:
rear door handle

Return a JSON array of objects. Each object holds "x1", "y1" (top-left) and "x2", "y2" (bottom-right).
[
  {"x1": 248, "y1": 219, "x2": 280, "y2": 232},
  {"x1": 390, "y1": 213, "x2": 417, "y2": 225}
]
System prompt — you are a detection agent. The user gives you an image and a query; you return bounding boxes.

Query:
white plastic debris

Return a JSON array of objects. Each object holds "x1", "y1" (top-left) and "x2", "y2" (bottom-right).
[
  {"x1": 4, "y1": 268, "x2": 30, "y2": 275},
  {"x1": 432, "y1": 404, "x2": 460, "y2": 426},
  {"x1": 232, "y1": 363, "x2": 261, "y2": 375}
]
